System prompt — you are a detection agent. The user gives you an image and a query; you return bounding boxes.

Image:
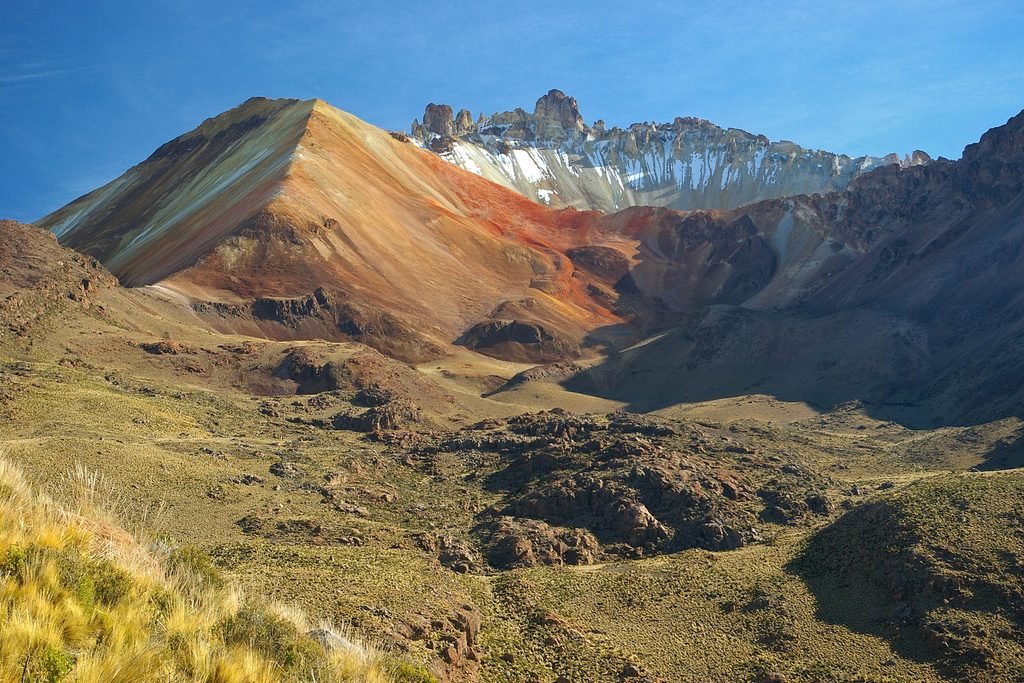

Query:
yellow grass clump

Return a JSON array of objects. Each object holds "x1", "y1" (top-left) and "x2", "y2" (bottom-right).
[{"x1": 0, "y1": 456, "x2": 405, "y2": 683}]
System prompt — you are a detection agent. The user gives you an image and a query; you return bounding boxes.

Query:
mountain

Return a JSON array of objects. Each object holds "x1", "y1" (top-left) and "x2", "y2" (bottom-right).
[
  {"x1": 6, "y1": 208, "x2": 1024, "y2": 681},
  {"x1": 566, "y1": 110, "x2": 1024, "y2": 427},
  {"x1": 35, "y1": 96, "x2": 1024, "y2": 426},
  {"x1": 40, "y1": 95, "x2": 908, "y2": 368},
  {"x1": 37, "y1": 97, "x2": 647, "y2": 363},
  {"x1": 410, "y1": 89, "x2": 930, "y2": 213}
]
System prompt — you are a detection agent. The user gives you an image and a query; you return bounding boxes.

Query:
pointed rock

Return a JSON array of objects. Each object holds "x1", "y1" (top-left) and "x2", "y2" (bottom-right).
[
  {"x1": 454, "y1": 108, "x2": 476, "y2": 136},
  {"x1": 422, "y1": 103, "x2": 454, "y2": 136},
  {"x1": 533, "y1": 89, "x2": 587, "y2": 138}
]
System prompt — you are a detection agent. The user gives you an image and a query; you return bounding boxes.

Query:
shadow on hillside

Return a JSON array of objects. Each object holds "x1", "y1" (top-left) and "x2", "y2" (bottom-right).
[
  {"x1": 977, "y1": 431, "x2": 1024, "y2": 471},
  {"x1": 789, "y1": 492, "x2": 1024, "y2": 678},
  {"x1": 786, "y1": 502, "x2": 940, "y2": 670},
  {"x1": 562, "y1": 309, "x2": 1024, "y2": 431}
]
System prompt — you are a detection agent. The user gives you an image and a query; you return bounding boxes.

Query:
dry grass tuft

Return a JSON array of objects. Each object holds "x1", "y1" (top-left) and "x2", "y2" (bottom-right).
[{"x1": 0, "y1": 454, "x2": 403, "y2": 682}]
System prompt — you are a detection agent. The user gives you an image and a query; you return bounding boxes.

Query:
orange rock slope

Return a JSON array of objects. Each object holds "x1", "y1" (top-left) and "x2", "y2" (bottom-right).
[
  {"x1": 38, "y1": 98, "x2": 642, "y2": 360},
  {"x1": 38, "y1": 96, "x2": 923, "y2": 366}
]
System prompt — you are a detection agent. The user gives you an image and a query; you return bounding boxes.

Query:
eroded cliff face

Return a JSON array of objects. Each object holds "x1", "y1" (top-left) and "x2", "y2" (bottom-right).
[
  {"x1": 411, "y1": 89, "x2": 929, "y2": 213},
  {"x1": 569, "y1": 110, "x2": 1024, "y2": 427}
]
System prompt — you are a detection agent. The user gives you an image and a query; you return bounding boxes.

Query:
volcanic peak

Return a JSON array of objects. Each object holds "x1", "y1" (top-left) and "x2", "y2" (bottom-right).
[
  {"x1": 35, "y1": 96, "x2": 651, "y2": 363},
  {"x1": 42, "y1": 97, "x2": 317, "y2": 285}
]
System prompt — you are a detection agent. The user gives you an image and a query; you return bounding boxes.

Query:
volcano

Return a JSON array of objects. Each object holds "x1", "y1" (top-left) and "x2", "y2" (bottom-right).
[{"x1": 38, "y1": 98, "x2": 642, "y2": 362}]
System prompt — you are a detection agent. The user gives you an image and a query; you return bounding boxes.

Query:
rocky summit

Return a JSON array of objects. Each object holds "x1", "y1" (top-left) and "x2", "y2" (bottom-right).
[
  {"x1": 4, "y1": 91, "x2": 1024, "y2": 683},
  {"x1": 411, "y1": 89, "x2": 930, "y2": 213}
]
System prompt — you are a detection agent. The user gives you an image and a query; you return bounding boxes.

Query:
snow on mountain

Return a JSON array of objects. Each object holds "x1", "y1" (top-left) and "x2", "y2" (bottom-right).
[{"x1": 410, "y1": 90, "x2": 930, "y2": 213}]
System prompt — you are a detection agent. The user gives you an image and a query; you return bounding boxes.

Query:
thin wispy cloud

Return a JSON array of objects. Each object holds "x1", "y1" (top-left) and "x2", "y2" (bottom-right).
[
  {"x1": 0, "y1": 67, "x2": 82, "y2": 86},
  {"x1": 0, "y1": 40, "x2": 86, "y2": 91}
]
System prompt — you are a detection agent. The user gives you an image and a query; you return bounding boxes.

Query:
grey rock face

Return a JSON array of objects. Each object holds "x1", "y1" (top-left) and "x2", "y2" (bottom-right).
[
  {"x1": 454, "y1": 108, "x2": 476, "y2": 136},
  {"x1": 532, "y1": 88, "x2": 587, "y2": 138},
  {"x1": 411, "y1": 92, "x2": 929, "y2": 213}
]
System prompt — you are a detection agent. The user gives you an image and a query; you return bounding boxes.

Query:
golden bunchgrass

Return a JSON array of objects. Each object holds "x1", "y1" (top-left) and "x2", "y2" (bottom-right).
[{"x1": 0, "y1": 454, "x2": 396, "y2": 683}]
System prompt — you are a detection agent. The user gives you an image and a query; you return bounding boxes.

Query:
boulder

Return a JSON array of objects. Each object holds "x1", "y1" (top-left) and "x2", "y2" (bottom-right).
[{"x1": 477, "y1": 516, "x2": 600, "y2": 569}]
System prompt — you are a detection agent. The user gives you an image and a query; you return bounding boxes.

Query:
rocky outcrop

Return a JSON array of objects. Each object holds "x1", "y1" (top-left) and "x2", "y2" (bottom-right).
[
  {"x1": 331, "y1": 399, "x2": 422, "y2": 432},
  {"x1": 422, "y1": 103, "x2": 455, "y2": 136},
  {"x1": 195, "y1": 287, "x2": 445, "y2": 363},
  {"x1": 402, "y1": 604, "x2": 483, "y2": 682},
  {"x1": 0, "y1": 220, "x2": 117, "y2": 340},
  {"x1": 416, "y1": 533, "x2": 481, "y2": 574},
  {"x1": 417, "y1": 104, "x2": 479, "y2": 139},
  {"x1": 274, "y1": 347, "x2": 344, "y2": 394},
  {"x1": 454, "y1": 108, "x2": 476, "y2": 136},
  {"x1": 532, "y1": 89, "x2": 587, "y2": 139},
  {"x1": 565, "y1": 245, "x2": 631, "y2": 282},
  {"x1": 457, "y1": 319, "x2": 580, "y2": 363},
  {"x1": 475, "y1": 516, "x2": 600, "y2": 569},
  {"x1": 510, "y1": 474, "x2": 670, "y2": 551},
  {"x1": 140, "y1": 339, "x2": 198, "y2": 355},
  {"x1": 414, "y1": 410, "x2": 836, "y2": 566},
  {"x1": 410, "y1": 91, "x2": 926, "y2": 213},
  {"x1": 273, "y1": 346, "x2": 454, "y2": 411}
]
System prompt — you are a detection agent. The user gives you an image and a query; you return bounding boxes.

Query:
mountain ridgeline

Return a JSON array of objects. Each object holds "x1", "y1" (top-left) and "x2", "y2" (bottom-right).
[
  {"x1": 35, "y1": 95, "x2": 1024, "y2": 426},
  {"x1": 410, "y1": 89, "x2": 930, "y2": 213},
  {"x1": 571, "y1": 109, "x2": 1024, "y2": 426}
]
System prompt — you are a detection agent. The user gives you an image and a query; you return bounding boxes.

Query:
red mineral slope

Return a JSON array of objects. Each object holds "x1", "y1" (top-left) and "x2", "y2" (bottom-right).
[{"x1": 38, "y1": 98, "x2": 643, "y2": 362}]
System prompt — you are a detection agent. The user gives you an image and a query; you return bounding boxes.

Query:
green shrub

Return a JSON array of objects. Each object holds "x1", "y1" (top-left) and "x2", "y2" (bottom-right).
[
  {"x1": 0, "y1": 546, "x2": 27, "y2": 576},
  {"x1": 218, "y1": 603, "x2": 326, "y2": 671},
  {"x1": 23, "y1": 646, "x2": 76, "y2": 683},
  {"x1": 166, "y1": 544, "x2": 226, "y2": 592},
  {"x1": 55, "y1": 551, "x2": 134, "y2": 608},
  {"x1": 390, "y1": 661, "x2": 439, "y2": 683}
]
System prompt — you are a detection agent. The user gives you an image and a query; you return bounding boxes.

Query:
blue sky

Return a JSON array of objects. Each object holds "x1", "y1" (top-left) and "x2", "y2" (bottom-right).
[{"x1": 2, "y1": 0, "x2": 1023, "y2": 222}]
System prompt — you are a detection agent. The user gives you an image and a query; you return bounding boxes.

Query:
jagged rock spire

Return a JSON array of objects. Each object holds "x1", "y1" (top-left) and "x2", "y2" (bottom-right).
[
  {"x1": 533, "y1": 89, "x2": 587, "y2": 137},
  {"x1": 422, "y1": 103, "x2": 454, "y2": 136}
]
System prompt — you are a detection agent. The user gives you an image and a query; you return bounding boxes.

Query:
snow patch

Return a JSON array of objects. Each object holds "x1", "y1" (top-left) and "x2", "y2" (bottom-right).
[
  {"x1": 449, "y1": 143, "x2": 483, "y2": 175},
  {"x1": 511, "y1": 148, "x2": 549, "y2": 183}
]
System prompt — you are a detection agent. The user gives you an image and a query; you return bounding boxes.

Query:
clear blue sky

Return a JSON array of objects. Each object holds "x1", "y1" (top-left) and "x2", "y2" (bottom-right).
[{"x1": 2, "y1": 0, "x2": 1023, "y2": 222}]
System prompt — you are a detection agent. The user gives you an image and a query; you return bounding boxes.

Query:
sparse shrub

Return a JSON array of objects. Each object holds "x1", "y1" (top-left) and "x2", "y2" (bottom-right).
[
  {"x1": 55, "y1": 551, "x2": 135, "y2": 608},
  {"x1": 38, "y1": 645, "x2": 76, "y2": 682},
  {"x1": 0, "y1": 545, "x2": 27, "y2": 575},
  {"x1": 218, "y1": 602, "x2": 325, "y2": 671},
  {"x1": 389, "y1": 660, "x2": 439, "y2": 683},
  {"x1": 166, "y1": 544, "x2": 226, "y2": 592}
]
